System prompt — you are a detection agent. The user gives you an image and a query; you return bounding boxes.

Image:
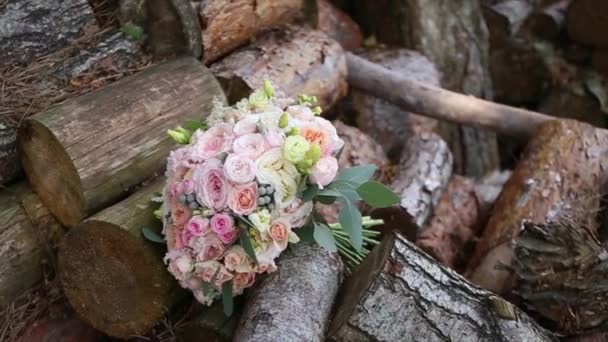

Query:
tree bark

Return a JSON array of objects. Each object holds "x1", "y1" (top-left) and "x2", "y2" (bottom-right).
[
  {"x1": 19, "y1": 57, "x2": 225, "y2": 227},
  {"x1": 474, "y1": 170, "x2": 512, "y2": 219},
  {"x1": 234, "y1": 243, "x2": 343, "y2": 342},
  {"x1": 210, "y1": 25, "x2": 347, "y2": 110},
  {"x1": 0, "y1": 118, "x2": 20, "y2": 185},
  {"x1": 328, "y1": 232, "x2": 556, "y2": 342},
  {"x1": 0, "y1": 183, "x2": 62, "y2": 308},
  {"x1": 145, "y1": 0, "x2": 202, "y2": 59},
  {"x1": 0, "y1": 0, "x2": 96, "y2": 67},
  {"x1": 58, "y1": 178, "x2": 174, "y2": 338},
  {"x1": 467, "y1": 119, "x2": 608, "y2": 295},
  {"x1": 566, "y1": 0, "x2": 608, "y2": 47},
  {"x1": 483, "y1": 0, "x2": 534, "y2": 42},
  {"x1": 350, "y1": 48, "x2": 441, "y2": 163},
  {"x1": 416, "y1": 175, "x2": 480, "y2": 271},
  {"x1": 538, "y1": 86, "x2": 608, "y2": 128},
  {"x1": 521, "y1": 0, "x2": 570, "y2": 41},
  {"x1": 316, "y1": 0, "x2": 363, "y2": 51},
  {"x1": 370, "y1": 132, "x2": 453, "y2": 241}
]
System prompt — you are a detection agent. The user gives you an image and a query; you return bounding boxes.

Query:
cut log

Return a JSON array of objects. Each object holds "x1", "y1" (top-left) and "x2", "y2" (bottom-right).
[
  {"x1": 566, "y1": 0, "x2": 608, "y2": 47},
  {"x1": 0, "y1": 118, "x2": 20, "y2": 185},
  {"x1": 316, "y1": 0, "x2": 363, "y2": 51},
  {"x1": 19, "y1": 57, "x2": 225, "y2": 227},
  {"x1": 176, "y1": 300, "x2": 243, "y2": 342},
  {"x1": 371, "y1": 132, "x2": 453, "y2": 241},
  {"x1": 145, "y1": 0, "x2": 202, "y2": 59},
  {"x1": 234, "y1": 243, "x2": 342, "y2": 342},
  {"x1": 416, "y1": 175, "x2": 480, "y2": 270},
  {"x1": 351, "y1": 48, "x2": 440, "y2": 162},
  {"x1": 328, "y1": 232, "x2": 556, "y2": 341},
  {"x1": 210, "y1": 25, "x2": 347, "y2": 110},
  {"x1": 58, "y1": 178, "x2": 174, "y2": 338},
  {"x1": 467, "y1": 119, "x2": 608, "y2": 294},
  {"x1": 0, "y1": 183, "x2": 63, "y2": 308},
  {"x1": 0, "y1": 0, "x2": 96, "y2": 67}
]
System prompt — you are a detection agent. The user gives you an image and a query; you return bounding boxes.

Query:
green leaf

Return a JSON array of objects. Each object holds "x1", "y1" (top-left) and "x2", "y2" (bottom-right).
[
  {"x1": 338, "y1": 200, "x2": 363, "y2": 251},
  {"x1": 335, "y1": 165, "x2": 377, "y2": 185},
  {"x1": 301, "y1": 184, "x2": 319, "y2": 202},
  {"x1": 142, "y1": 227, "x2": 164, "y2": 244},
  {"x1": 313, "y1": 221, "x2": 337, "y2": 252},
  {"x1": 357, "y1": 181, "x2": 400, "y2": 208},
  {"x1": 202, "y1": 267, "x2": 221, "y2": 295},
  {"x1": 120, "y1": 22, "x2": 144, "y2": 42},
  {"x1": 316, "y1": 195, "x2": 337, "y2": 205},
  {"x1": 222, "y1": 281, "x2": 234, "y2": 316},
  {"x1": 296, "y1": 223, "x2": 315, "y2": 243},
  {"x1": 239, "y1": 228, "x2": 258, "y2": 264},
  {"x1": 183, "y1": 120, "x2": 206, "y2": 132}
]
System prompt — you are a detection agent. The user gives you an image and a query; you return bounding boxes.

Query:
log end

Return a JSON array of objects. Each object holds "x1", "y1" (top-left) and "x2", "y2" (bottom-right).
[
  {"x1": 59, "y1": 220, "x2": 172, "y2": 338},
  {"x1": 19, "y1": 119, "x2": 86, "y2": 227}
]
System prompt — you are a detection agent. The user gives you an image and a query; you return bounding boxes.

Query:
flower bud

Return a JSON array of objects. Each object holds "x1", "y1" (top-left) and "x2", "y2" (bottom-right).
[
  {"x1": 263, "y1": 80, "x2": 275, "y2": 98},
  {"x1": 167, "y1": 129, "x2": 190, "y2": 144},
  {"x1": 279, "y1": 112, "x2": 289, "y2": 129}
]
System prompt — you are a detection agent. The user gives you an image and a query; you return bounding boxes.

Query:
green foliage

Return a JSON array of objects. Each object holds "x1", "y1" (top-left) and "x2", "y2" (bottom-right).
[
  {"x1": 239, "y1": 227, "x2": 258, "y2": 264},
  {"x1": 120, "y1": 22, "x2": 144, "y2": 42},
  {"x1": 222, "y1": 281, "x2": 234, "y2": 316},
  {"x1": 141, "y1": 227, "x2": 164, "y2": 243},
  {"x1": 313, "y1": 221, "x2": 337, "y2": 252},
  {"x1": 357, "y1": 181, "x2": 400, "y2": 208},
  {"x1": 338, "y1": 199, "x2": 363, "y2": 251}
]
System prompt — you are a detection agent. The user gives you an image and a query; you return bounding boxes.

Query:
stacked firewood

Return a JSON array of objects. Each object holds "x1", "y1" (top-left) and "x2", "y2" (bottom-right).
[{"x1": 2, "y1": 0, "x2": 608, "y2": 341}]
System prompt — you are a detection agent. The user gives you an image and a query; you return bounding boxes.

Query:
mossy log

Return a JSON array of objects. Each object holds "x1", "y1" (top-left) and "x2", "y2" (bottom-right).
[
  {"x1": 234, "y1": 243, "x2": 343, "y2": 342},
  {"x1": 316, "y1": 0, "x2": 362, "y2": 51},
  {"x1": 210, "y1": 25, "x2": 347, "y2": 110},
  {"x1": 19, "y1": 57, "x2": 225, "y2": 227},
  {"x1": 328, "y1": 232, "x2": 556, "y2": 341},
  {"x1": 566, "y1": 0, "x2": 608, "y2": 47},
  {"x1": 0, "y1": 183, "x2": 62, "y2": 308},
  {"x1": 58, "y1": 178, "x2": 174, "y2": 338},
  {"x1": 467, "y1": 119, "x2": 608, "y2": 294},
  {"x1": 351, "y1": 48, "x2": 440, "y2": 162}
]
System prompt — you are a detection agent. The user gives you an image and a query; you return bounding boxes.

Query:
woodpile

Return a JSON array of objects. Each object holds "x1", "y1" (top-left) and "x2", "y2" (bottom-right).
[{"x1": 4, "y1": 0, "x2": 608, "y2": 340}]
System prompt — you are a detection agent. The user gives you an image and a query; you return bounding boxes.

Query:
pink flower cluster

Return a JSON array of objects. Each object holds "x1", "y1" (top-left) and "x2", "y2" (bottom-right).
[{"x1": 162, "y1": 91, "x2": 344, "y2": 305}]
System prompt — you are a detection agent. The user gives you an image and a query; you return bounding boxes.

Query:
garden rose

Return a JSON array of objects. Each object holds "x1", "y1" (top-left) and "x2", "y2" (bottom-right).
[
  {"x1": 282, "y1": 135, "x2": 310, "y2": 163},
  {"x1": 181, "y1": 228, "x2": 195, "y2": 246},
  {"x1": 218, "y1": 228, "x2": 238, "y2": 245},
  {"x1": 191, "y1": 123, "x2": 234, "y2": 160},
  {"x1": 273, "y1": 173, "x2": 299, "y2": 209},
  {"x1": 279, "y1": 199, "x2": 313, "y2": 228},
  {"x1": 170, "y1": 198, "x2": 192, "y2": 227},
  {"x1": 269, "y1": 218, "x2": 291, "y2": 251},
  {"x1": 210, "y1": 213, "x2": 235, "y2": 237},
  {"x1": 233, "y1": 272, "x2": 256, "y2": 294},
  {"x1": 166, "y1": 147, "x2": 194, "y2": 178},
  {"x1": 166, "y1": 250, "x2": 194, "y2": 281},
  {"x1": 232, "y1": 133, "x2": 267, "y2": 159},
  {"x1": 196, "y1": 261, "x2": 233, "y2": 286},
  {"x1": 228, "y1": 182, "x2": 258, "y2": 215},
  {"x1": 264, "y1": 127, "x2": 285, "y2": 147},
  {"x1": 182, "y1": 179, "x2": 194, "y2": 194},
  {"x1": 310, "y1": 156, "x2": 338, "y2": 188},
  {"x1": 233, "y1": 115, "x2": 260, "y2": 136},
  {"x1": 223, "y1": 246, "x2": 252, "y2": 273},
  {"x1": 193, "y1": 288, "x2": 217, "y2": 306},
  {"x1": 255, "y1": 243, "x2": 280, "y2": 268},
  {"x1": 224, "y1": 154, "x2": 256, "y2": 183},
  {"x1": 194, "y1": 234, "x2": 226, "y2": 261},
  {"x1": 193, "y1": 159, "x2": 230, "y2": 210},
  {"x1": 286, "y1": 105, "x2": 314, "y2": 121},
  {"x1": 186, "y1": 216, "x2": 210, "y2": 236},
  {"x1": 248, "y1": 209, "x2": 271, "y2": 233}
]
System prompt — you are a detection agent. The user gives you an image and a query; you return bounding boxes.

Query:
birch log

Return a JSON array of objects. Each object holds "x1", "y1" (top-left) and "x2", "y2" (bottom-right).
[
  {"x1": 234, "y1": 243, "x2": 343, "y2": 342},
  {"x1": 210, "y1": 26, "x2": 347, "y2": 110},
  {"x1": 19, "y1": 57, "x2": 225, "y2": 227},
  {"x1": 58, "y1": 178, "x2": 174, "y2": 338},
  {"x1": 328, "y1": 232, "x2": 556, "y2": 342}
]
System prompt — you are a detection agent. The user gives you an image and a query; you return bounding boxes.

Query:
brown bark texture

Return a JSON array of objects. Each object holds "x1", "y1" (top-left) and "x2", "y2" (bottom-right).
[
  {"x1": 521, "y1": 0, "x2": 570, "y2": 41},
  {"x1": 328, "y1": 232, "x2": 556, "y2": 342},
  {"x1": 210, "y1": 25, "x2": 347, "y2": 111},
  {"x1": 145, "y1": 0, "x2": 202, "y2": 59},
  {"x1": 538, "y1": 87, "x2": 608, "y2": 128},
  {"x1": 316, "y1": 0, "x2": 363, "y2": 51},
  {"x1": 351, "y1": 48, "x2": 440, "y2": 163},
  {"x1": 468, "y1": 119, "x2": 608, "y2": 295},
  {"x1": 416, "y1": 175, "x2": 480, "y2": 270},
  {"x1": 234, "y1": 243, "x2": 343, "y2": 342},
  {"x1": 566, "y1": 0, "x2": 608, "y2": 47},
  {"x1": 19, "y1": 57, "x2": 225, "y2": 227},
  {"x1": 0, "y1": 118, "x2": 20, "y2": 185}
]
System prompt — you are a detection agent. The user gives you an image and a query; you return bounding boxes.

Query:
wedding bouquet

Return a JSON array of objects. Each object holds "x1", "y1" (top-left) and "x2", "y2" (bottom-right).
[{"x1": 155, "y1": 81, "x2": 398, "y2": 314}]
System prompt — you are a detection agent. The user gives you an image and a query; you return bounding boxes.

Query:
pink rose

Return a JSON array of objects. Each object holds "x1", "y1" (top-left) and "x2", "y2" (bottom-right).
[
  {"x1": 210, "y1": 213, "x2": 236, "y2": 236},
  {"x1": 233, "y1": 133, "x2": 267, "y2": 159},
  {"x1": 223, "y1": 246, "x2": 252, "y2": 273},
  {"x1": 166, "y1": 250, "x2": 194, "y2": 281},
  {"x1": 170, "y1": 198, "x2": 193, "y2": 227},
  {"x1": 170, "y1": 180, "x2": 184, "y2": 197},
  {"x1": 196, "y1": 261, "x2": 234, "y2": 287},
  {"x1": 269, "y1": 219, "x2": 291, "y2": 251},
  {"x1": 264, "y1": 128, "x2": 285, "y2": 147},
  {"x1": 233, "y1": 115, "x2": 260, "y2": 136},
  {"x1": 224, "y1": 154, "x2": 256, "y2": 184},
  {"x1": 233, "y1": 272, "x2": 256, "y2": 294},
  {"x1": 310, "y1": 156, "x2": 338, "y2": 188},
  {"x1": 218, "y1": 229, "x2": 238, "y2": 244},
  {"x1": 180, "y1": 277, "x2": 202, "y2": 290},
  {"x1": 193, "y1": 234, "x2": 226, "y2": 261},
  {"x1": 228, "y1": 182, "x2": 258, "y2": 215},
  {"x1": 166, "y1": 147, "x2": 194, "y2": 178},
  {"x1": 182, "y1": 179, "x2": 195, "y2": 194},
  {"x1": 186, "y1": 216, "x2": 210, "y2": 236},
  {"x1": 286, "y1": 105, "x2": 314, "y2": 121},
  {"x1": 181, "y1": 228, "x2": 195, "y2": 246},
  {"x1": 279, "y1": 199, "x2": 314, "y2": 228},
  {"x1": 192, "y1": 123, "x2": 234, "y2": 160},
  {"x1": 255, "y1": 243, "x2": 280, "y2": 268},
  {"x1": 299, "y1": 118, "x2": 344, "y2": 157},
  {"x1": 193, "y1": 159, "x2": 230, "y2": 210}
]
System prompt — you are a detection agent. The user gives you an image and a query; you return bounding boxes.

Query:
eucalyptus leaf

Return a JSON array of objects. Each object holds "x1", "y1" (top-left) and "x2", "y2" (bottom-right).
[
  {"x1": 316, "y1": 195, "x2": 337, "y2": 205},
  {"x1": 296, "y1": 223, "x2": 315, "y2": 243},
  {"x1": 202, "y1": 267, "x2": 221, "y2": 295},
  {"x1": 142, "y1": 227, "x2": 164, "y2": 244},
  {"x1": 357, "y1": 181, "x2": 400, "y2": 208},
  {"x1": 222, "y1": 281, "x2": 234, "y2": 316},
  {"x1": 338, "y1": 200, "x2": 363, "y2": 251},
  {"x1": 334, "y1": 165, "x2": 377, "y2": 185},
  {"x1": 313, "y1": 221, "x2": 337, "y2": 252},
  {"x1": 301, "y1": 184, "x2": 319, "y2": 202},
  {"x1": 239, "y1": 228, "x2": 258, "y2": 264},
  {"x1": 184, "y1": 119, "x2": 207, "y2": 132}
]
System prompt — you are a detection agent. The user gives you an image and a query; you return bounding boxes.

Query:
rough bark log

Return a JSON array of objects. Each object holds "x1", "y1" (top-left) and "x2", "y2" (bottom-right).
[
  {"x1": 483, "y1": 0, "x2": 534, "y2": 43},
  {"x1": 0, "y1": 0, "x2": 96, "y2": 67},
  {"x1": 467, "y1": 119, "x2": 608, "y2": 294},
  {"x1": 328, "y1": 232, "x2": 556, "y2": 341},
  {"x1": 176, "y1": 300, "x2": 243, "y2": 342},
  {"x1": 538, "y1": 87, "x2": 608, "y2": 128},
  {"x1": 59, "y1": 178, "x2": 173, "y2": 338},
  {"x1": 566, "y1": 0, "x2": 608, "y2": 47},
  {"x1": 234, "y1": 243, "x2": 343, "y2": 342},
  {"x1": 19, "y1": 57, "x2": 225, "y2": 227},
  {"x1": 346, "y1": 53, "x2": 553, "y2": 139},
  {"x1": 316, "y1": 0, "x2": 362, "y2": 51},
  {"x1": 210, "y1": 25, "x2": 347, "y2": 110},
  {"x1": 350, "y1": 48, "x2": 441, "y2": 162},
  {"x1": 370, "y1": 132, "x2": 453, "y2": 241},
  {"x1": 521, "y1": 0, "x2": 570, "y2": 41},
  {"x1": 0, "y1": 118, "x2": 20, "y2": 185},
  {"x1": 0, "y1": 183, "x2": 63, "y2": 308},
  {"x1": 416, "y1": 175, "x2": 480, "y2": 271},
  {"x1": 513, "y1": 218, "x2": 608, "y2": 334},
  {"x1": 352, "y1": 0, "x2": 499, "y2": 178},
  {"x1": 16, "y1": 304, "x2": 101, "y2": 342},
  {"x1": 145, "y1": 0, "x2": 202, "y2": 59}
]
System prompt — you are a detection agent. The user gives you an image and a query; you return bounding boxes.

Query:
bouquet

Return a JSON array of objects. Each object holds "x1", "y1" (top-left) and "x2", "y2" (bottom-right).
[{"x1": 153, "y1": 81, "x2": 399, "y2": 314}]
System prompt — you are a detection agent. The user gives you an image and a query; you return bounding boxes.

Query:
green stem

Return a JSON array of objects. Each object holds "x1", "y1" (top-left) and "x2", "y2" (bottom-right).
[{"x1": 335, "y1": 238, "x2": 364, "y2": 262}]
